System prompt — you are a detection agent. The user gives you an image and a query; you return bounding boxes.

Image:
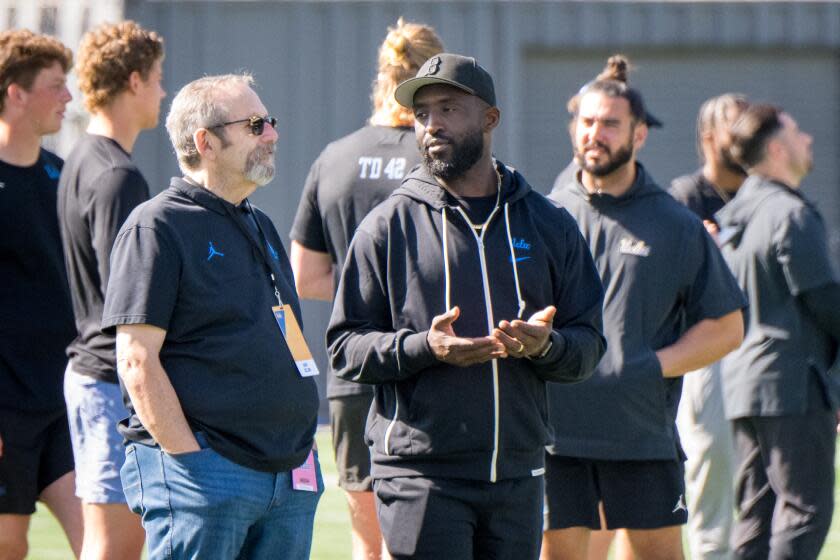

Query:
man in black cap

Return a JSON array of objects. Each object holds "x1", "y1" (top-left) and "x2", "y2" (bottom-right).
[{"x1": 327, "y1": 53, "x2": 606, "y2": 560}]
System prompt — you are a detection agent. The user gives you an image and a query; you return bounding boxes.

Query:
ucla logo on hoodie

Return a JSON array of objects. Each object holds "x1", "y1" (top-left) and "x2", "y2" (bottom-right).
[
  {"x1": 511, "y1": 237, "x2": 531, "y2": 263},
  {"x1": 619, "y1": 237, "x2": 651, "y2": 257}
]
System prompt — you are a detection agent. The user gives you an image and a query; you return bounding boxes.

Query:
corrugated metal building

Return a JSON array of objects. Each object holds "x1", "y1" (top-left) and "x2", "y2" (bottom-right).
[{"x1": 82, "y1": 1, "x2": 840, "y2": 414}]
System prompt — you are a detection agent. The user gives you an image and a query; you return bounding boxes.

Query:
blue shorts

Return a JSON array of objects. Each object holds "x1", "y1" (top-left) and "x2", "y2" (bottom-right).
[{"x1": 64, "y1": 364, "x2": 130, "y2": 504}]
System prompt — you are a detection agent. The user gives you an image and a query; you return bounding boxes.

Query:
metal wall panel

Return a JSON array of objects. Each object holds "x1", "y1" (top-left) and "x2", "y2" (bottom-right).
[{"x1": 125, "y1": 1, "x2": 840, "y2": 418}]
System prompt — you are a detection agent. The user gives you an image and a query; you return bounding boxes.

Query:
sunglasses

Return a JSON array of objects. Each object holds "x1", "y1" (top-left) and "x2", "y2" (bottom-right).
[{"x1": 209, "y1": 115, "x2": 277, "y2": 136}]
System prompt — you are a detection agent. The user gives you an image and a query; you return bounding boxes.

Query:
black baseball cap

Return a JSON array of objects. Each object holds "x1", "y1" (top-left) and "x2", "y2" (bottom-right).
[{"x1": 395, "y1": 53, "x2": 496, "y2": 109}]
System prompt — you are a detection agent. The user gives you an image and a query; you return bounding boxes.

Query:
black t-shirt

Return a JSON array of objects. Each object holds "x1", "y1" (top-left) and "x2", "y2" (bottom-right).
[
  {"x1": 290, "y1": 125, "x2": 420, "y2": 397},
  {"x1": 103, "y1": 178, "x2": 319, "y2": 472},
  {"x1": 0, "y1": 149, "x2": 75, "y2": 411},
  {"x1": 58, "y1": 134, "x2": 150, "y2": 383},
  {"x1": 446, "y1": 192, "x2": 499, "y2": 226},
  {"x1": 668, "y1": 170, "x2": 730, "y2": 223}
]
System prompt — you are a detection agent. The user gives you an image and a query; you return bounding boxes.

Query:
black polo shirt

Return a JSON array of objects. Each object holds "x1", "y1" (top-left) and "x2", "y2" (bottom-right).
[{"x1": 102, "y1": 177, "x2": 319, "y2": 472}]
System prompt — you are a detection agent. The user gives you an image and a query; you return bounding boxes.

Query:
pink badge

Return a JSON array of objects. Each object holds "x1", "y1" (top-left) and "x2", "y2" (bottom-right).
[{"x1": 291, "y1": 450, "x2": 318, "y2": 492}]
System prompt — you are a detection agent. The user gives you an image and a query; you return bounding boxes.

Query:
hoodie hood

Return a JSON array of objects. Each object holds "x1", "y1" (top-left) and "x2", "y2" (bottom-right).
[
  {"x1": 555, "y1": 161, "x2": 666, "y2": 208},
  {"x1": 716, "y1": 175, "x2": 793, "y2": 249},
  {"x1": 393, "y1": 159, "x2": 532, "y2": 210}
]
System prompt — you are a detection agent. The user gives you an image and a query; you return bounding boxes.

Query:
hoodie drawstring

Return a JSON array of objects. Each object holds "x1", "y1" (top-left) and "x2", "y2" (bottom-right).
[
  {"x1": 442, "y1": 208, "x2": 452, "y2": 311},
  {"x1": 504, "y1": 203, "x2": 527, "y2": 319}
]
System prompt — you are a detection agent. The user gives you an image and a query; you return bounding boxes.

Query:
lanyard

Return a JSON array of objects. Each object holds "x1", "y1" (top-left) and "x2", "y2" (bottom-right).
[{"x1": 224, "y1": 200, "x2": 284, "y2": 307}]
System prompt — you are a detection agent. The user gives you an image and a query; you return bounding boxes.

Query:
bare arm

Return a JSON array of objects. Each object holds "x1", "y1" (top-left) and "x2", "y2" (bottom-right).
[
  {"x1": 656, "y1": 309, "x2": 744, "y2": 378},
  {"x1": 290, "y1": 240, "x2": 334, "y2": 301},
  {"x1": 116, "y1": 324, "x2": 199, "y2": 454}
]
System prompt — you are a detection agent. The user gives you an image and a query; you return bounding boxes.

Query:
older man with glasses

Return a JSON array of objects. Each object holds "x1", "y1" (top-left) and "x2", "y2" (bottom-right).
[{"x1": 101, "y1": 74, "x2": 322, "y2": 559}]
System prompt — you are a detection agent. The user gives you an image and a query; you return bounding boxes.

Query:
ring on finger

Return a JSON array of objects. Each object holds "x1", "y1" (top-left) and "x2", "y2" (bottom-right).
[{"x1": 517, "y1": 341, "x2": 525, "y2": 353}]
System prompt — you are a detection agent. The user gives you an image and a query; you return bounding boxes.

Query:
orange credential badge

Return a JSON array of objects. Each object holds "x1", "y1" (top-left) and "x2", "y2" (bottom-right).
[{"x1": 272, "y1": 305, "x2": 320, "y2": 378}]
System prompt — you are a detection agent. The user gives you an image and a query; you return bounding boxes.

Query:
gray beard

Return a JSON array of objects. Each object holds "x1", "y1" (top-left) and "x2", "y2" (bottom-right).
[{"x1": 245, "y1": 148, "x2": 275, "y2": 186}]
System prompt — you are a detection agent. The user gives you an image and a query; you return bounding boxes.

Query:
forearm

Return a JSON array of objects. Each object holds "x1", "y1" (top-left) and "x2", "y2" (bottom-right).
[
  {"x1": 290, "y1": 241, "x2": 334, "y2": 301},
  {"x1": 296, "y1": 270, "x2": 334, "y2": 301},
  {"x1": 656, "y1": 310, "x2": 744, "y2": 378},
  {"x1": 328, "y1": 327, "x2": 437, "y2": 384},
  {"x1": 119, "y1": 357, "x2": 198, "y2": 453}
]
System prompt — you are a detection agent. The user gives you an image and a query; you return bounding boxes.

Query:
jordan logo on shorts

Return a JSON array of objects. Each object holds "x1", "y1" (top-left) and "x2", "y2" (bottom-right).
[{"x1": 672, "y1": 494, "x2": 687, "y2": 514}]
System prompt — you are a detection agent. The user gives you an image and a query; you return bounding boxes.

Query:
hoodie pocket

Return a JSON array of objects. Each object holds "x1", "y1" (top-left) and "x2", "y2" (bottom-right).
[
  {"x1": 621, "y1": 349, "x2": 669, "y2": 437},
  {"x1": 406, "y1": 368, "x2": 492, "y2": 456}
]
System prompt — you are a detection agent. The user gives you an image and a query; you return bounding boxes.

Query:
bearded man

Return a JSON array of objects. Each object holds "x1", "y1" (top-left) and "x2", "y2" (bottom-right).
[
  {"x1": 101, "y1": 74, "x2": 322, "y2": 559},
  {"x1": 543, "y1": 56, "x2": 746, "y2": 560},
  {"x1": 327, "y1": 53, "x2": 606, "y2": 560}
]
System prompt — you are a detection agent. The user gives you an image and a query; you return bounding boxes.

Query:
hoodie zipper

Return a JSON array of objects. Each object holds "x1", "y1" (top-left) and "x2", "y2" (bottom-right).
[{"x1": 454, "y1": 205, "x2": 502, "y2": 482}]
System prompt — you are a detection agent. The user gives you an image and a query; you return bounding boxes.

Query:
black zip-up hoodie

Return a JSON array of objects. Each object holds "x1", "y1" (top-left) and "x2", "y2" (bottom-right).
[{"x1": 327, "y1": 161, "x2": 606, "y2": 482}]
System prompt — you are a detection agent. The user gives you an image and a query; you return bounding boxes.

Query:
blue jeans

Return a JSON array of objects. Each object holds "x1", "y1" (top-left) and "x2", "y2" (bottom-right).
[{"x1": 121, "y1": 434, "x2": 322, "y2": 559}]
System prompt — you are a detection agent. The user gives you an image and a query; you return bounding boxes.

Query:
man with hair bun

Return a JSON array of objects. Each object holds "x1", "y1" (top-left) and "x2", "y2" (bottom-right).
[
  {"x1": 716, "y1": 104, "x2": 838, "y2": 559},
  {"x1": 57, "y1": 20, "x2": 165, "y2": 560},
  {"x1": 0, "y1": 29, "x2": 82, "y2": 560},
  {"x1": 544, "y1": 55, "x2": 746, "y2": 560},
  {"x1": 290, "y1": 18, "x2": 443, "y2": 560},
  {"x1": 669, "y1": 92, "x2": 749, "y2": 560}
]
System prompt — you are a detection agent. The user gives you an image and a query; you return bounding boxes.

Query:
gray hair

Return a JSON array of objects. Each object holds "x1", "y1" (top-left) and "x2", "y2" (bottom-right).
[{"x1": 165, "y1": 73, "x2": 254, "y2": 172}]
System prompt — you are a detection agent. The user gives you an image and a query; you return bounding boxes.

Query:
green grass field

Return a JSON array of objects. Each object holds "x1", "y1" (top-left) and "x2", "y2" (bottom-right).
[{"x1": 25, "y1": 431, "x2": 840, "y2": 559}]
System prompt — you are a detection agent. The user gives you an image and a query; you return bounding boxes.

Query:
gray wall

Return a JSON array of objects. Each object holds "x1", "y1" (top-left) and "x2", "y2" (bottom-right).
[{"x1": 126, "y1": 0, "x2": 840, "y2": 418}]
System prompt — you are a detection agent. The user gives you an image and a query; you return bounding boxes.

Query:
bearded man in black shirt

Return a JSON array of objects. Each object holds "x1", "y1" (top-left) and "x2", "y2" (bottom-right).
[{"x1": 103, "y1": 74, "x2": 321, "y2": 560}]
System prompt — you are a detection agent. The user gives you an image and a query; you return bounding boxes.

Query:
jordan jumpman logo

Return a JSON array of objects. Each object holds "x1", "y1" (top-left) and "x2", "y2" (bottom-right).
[{"x1": 207, "y1": 241, "x2": 225, "y2": 261}]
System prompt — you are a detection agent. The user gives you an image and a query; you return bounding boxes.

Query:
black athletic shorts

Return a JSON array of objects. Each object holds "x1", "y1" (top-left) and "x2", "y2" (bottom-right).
[
  {"x1": 0, "y1": 407, "x2": 75, "y2": 514},
  {"x1": 375, "y1": 475, "x2": 543, "y2": 560},
  {"x1": 329, "y1": 394, "x2": 374, "y2": 492},
  {"x1": 543, "y1": 453, "x2": 687, "y2": 530}
]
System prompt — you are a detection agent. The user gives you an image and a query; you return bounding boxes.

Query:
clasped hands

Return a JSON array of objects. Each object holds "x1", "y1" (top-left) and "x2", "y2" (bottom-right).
[{"x1": 426, "y1": 305, "x2": 555, "y2": 367}]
